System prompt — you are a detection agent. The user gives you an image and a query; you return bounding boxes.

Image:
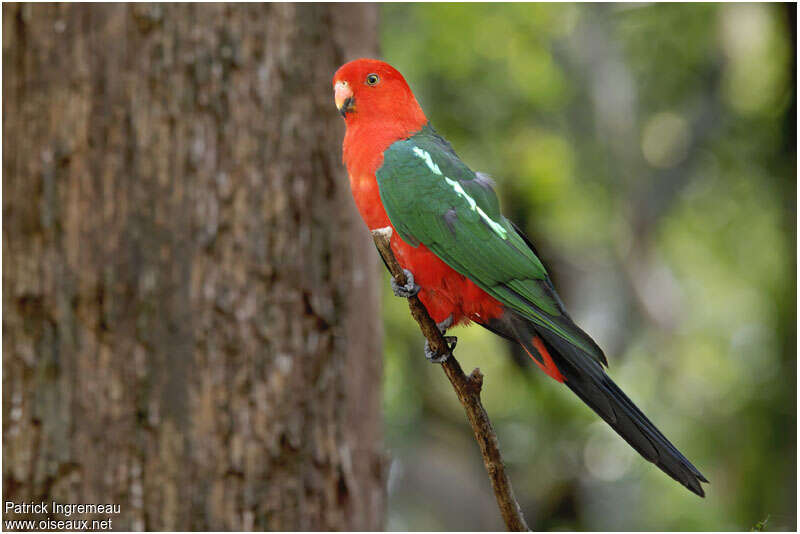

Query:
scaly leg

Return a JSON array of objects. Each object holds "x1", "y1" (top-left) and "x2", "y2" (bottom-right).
[
  {"x1": 391, "y1": 268, "x2": 420, "y2": 298},
  {"x1": 424, "y1": 315, "x2": 456, "y2": 363}
]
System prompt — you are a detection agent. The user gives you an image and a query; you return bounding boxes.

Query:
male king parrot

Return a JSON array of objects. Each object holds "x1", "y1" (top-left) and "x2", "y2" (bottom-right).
[{"x1": 333, "y1": 58, "x2": 707, "y2": 497}]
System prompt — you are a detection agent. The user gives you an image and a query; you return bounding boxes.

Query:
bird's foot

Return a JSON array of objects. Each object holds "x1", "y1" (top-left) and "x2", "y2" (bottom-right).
[
  {"x1": 391, "y1": 269, "x2": 420, "y2": 298},
  {"x1": 424, "y1": 336, "x2": 457, "y2": 363}
]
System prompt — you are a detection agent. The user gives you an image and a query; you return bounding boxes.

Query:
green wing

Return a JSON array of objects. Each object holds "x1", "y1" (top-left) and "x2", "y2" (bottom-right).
[{"x1": 376, "y1": 124, "x2": 606, "y2": 365}]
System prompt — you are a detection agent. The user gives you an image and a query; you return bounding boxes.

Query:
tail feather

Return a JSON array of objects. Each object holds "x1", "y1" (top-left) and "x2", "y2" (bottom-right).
[{"x1": 487, "y1": 311, "x2": 708, "y2": 497}]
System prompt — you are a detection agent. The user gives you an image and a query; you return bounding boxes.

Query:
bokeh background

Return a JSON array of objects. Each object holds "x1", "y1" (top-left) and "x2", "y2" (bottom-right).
[{"x1": 379, "y1": 3, "x2": 795, "y2": 531}]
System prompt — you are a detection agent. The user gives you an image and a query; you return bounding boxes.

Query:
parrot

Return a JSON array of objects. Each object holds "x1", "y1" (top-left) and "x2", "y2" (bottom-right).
[{"x1": 333, "y1": 58, "x2": 707, "y2": 497}]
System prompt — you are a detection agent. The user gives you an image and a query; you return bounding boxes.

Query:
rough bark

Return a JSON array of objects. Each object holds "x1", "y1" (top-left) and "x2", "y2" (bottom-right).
[{"x1": 3, "y1": 3, "x2": 384, "y2": 530}]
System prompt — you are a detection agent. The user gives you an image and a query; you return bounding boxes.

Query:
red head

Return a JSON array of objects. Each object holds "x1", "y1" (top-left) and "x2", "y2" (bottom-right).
[{"x1": 332, "y1": 59, "x2": 427, "y2": 135}]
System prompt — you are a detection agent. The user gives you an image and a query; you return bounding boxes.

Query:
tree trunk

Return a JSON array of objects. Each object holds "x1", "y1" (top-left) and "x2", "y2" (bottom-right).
[{"x1": 2, "y1": 3, "x2": 384, "y2": 530}]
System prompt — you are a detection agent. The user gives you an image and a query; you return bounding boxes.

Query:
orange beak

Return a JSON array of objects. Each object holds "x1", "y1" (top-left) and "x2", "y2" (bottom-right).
[{"x1": 334, "y1": 81, "x2": 355, "y2": 117}]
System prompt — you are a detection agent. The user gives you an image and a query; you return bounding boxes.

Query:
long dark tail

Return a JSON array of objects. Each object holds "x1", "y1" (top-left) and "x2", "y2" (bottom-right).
[{"x1": 484, "y1": 310, "x2": 708, "y2": 497}]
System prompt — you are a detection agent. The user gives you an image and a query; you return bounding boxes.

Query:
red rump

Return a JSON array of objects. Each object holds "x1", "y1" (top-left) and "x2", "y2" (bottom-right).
[{"x1": 523, "y1": 336, "x2": 565, "y2": 382}]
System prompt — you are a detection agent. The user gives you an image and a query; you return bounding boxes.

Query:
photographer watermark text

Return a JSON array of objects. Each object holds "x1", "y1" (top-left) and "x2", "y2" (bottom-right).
[{"x1": 4, "y1": 501, "x2": 120, "y2": 531}]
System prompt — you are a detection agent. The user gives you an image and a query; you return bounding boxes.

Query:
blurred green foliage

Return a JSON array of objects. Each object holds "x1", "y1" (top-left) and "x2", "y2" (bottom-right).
[{"x1": 379, "y1": 3, "x2": 795, "y2": 531}]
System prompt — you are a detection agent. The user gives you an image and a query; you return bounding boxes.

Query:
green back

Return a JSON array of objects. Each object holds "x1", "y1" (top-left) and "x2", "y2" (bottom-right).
[{"x1": 376, "y1": 124, "x2": 605, "y2": 364}]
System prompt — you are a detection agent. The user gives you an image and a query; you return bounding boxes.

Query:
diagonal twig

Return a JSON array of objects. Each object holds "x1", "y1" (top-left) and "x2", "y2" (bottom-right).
[{"x1": 371, "y1": 227, "x2": 530, "y2": 532}]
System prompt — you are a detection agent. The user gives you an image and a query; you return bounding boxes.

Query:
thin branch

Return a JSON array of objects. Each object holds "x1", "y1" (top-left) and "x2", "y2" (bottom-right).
[{"x1": 371, "y1": 227, "x2": 530, "y2": 532}]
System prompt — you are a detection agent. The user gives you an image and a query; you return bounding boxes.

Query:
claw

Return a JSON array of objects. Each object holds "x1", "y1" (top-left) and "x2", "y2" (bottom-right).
[
  {"x1": 424, "y1": 336, "x2": 457, "y2": 364},
  {"x1": 391, "y1": 268, "x2": 420, "y2": 298}
]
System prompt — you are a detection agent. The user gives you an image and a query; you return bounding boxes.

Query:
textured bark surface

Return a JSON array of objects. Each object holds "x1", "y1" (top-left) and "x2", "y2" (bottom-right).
[{"x1": 3, "y1": 3, "x2": 384, "y2": 530}]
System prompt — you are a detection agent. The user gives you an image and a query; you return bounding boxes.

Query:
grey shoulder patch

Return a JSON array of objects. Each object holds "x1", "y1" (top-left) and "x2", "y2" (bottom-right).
[{"x1": 474, "y1": 172, "x2": 496, "y2": 189}]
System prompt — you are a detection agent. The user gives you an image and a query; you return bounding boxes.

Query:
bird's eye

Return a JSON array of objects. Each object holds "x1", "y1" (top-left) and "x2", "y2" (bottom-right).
[{"x1": 365, "y1": 73, "x2": 380, "y2": 86}]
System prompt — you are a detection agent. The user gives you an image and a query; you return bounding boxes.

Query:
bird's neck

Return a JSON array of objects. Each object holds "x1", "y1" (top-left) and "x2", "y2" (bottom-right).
[{"x1": 343, "y1": 116, "x2": 426, "y2": 174}]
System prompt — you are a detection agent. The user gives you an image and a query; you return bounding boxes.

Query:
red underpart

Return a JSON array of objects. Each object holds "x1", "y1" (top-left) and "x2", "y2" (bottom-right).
[
  {"x1": 524, "y1": 336, "x2": 565, "y2": 382},
  {"x1": 390, "y1": 232, "x2": 505, "y2": 326},
  {"x1": 347, "y1": 162, "x2": 505, "y2": 326}
]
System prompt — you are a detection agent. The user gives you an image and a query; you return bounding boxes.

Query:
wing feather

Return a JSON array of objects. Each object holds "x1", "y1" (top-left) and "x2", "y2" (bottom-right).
[{"x1": 377, "y1": 125, "x2": 606, "y2": 366}]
